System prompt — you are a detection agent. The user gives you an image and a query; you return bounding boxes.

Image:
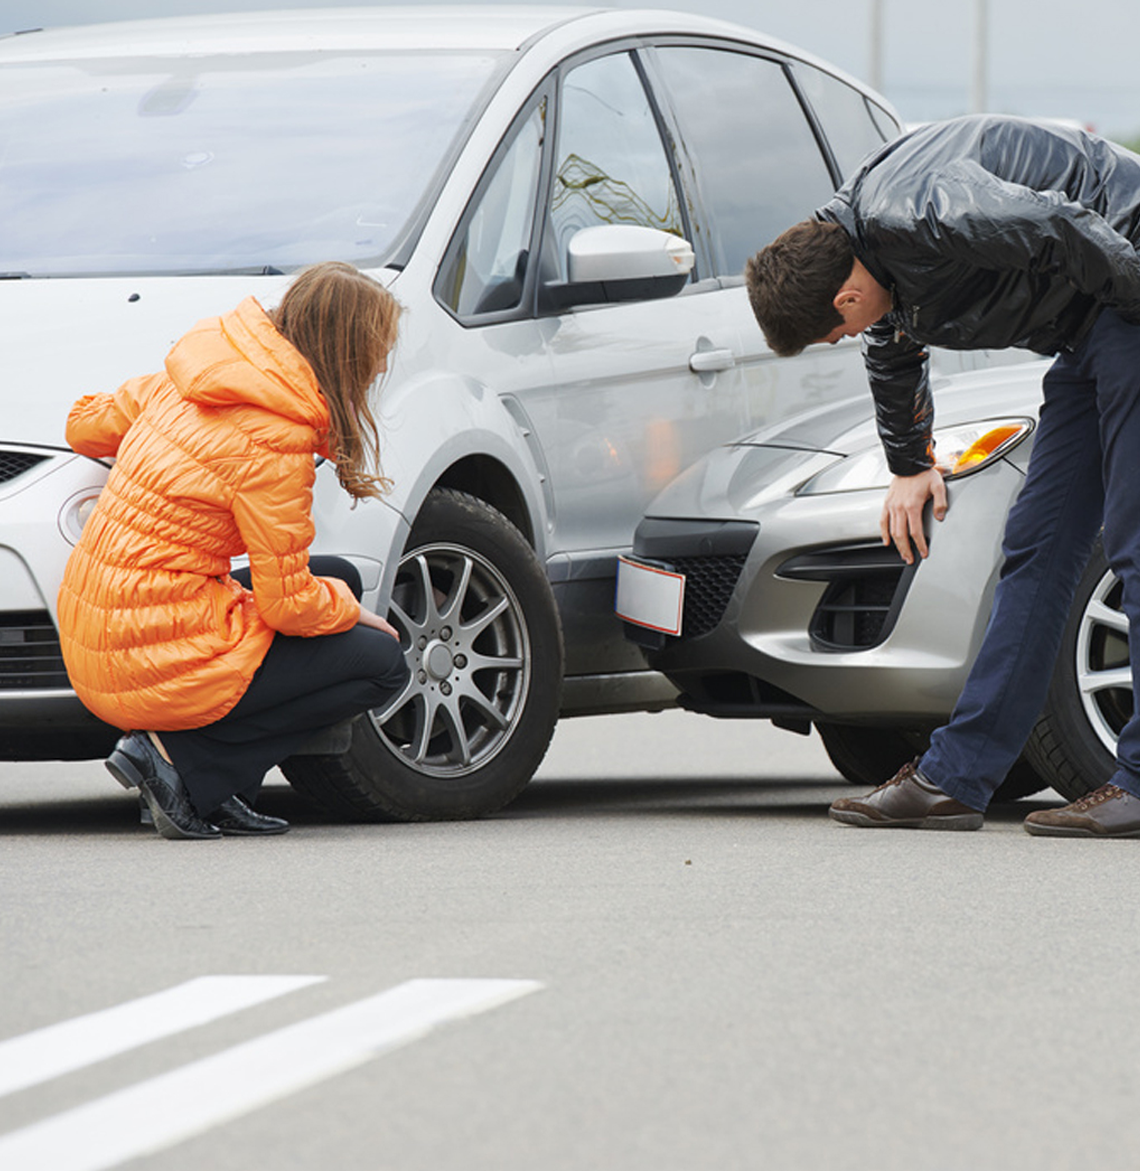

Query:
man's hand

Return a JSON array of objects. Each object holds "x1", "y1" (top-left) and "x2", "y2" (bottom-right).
[
  {"x1": 356, "y1": 604, "x2": 401, "y2": 641},
  {"x1": 880, "y1": 467, "x2": 948, "y2": 564}
]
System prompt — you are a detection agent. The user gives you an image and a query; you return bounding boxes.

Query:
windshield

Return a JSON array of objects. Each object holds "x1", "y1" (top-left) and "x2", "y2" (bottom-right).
[{"x1": 0, "y1": 48, "x2": 506, "y2": 277}]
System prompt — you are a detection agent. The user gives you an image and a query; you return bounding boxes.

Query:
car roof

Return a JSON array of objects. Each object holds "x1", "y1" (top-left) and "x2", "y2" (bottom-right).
[
  {"x1": 0, "y1": 5, "x2": 880, "y2": 96},
  {"x1": 1, "y1": 6, "x2": 602, "y2": 55}
]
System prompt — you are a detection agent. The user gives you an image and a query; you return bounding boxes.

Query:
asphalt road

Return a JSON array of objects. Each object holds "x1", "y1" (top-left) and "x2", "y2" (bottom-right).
[{"x1": 1, "y1": 711, "x2": 1138, "y2": 1171}]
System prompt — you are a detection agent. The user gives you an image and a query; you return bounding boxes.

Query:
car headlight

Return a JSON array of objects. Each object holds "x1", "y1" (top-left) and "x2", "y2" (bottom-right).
[{"x1": 797, "y1": 418, "x2": 1034, "y2": 495}]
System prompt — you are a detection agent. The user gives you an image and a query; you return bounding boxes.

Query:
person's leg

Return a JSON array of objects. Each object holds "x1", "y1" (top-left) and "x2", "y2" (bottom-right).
[
  {"x1": 916, "y1": 355, "x2": 1106, "y2": 810},
  {"x1": 832, "y1": 350, "x2": 1105, "y2": 828},
  {"x1": 1024, "y1": 312, "x2": 1140, "y2": 835},
  {"x1": 1090, "y1": 314, "x2": 1140, "y2": 797},
  {"x1": 229, "y1": 555, "x2": 363, "y2": 600},
  {"x1": 162, "y1": 622, "x2": 408, "y2": 817}
]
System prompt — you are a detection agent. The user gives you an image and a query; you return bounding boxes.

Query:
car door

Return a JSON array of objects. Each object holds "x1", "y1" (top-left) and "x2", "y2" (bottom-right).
[
  {"x1": 512, "y1": 47, "x2": 759, "y2": 673},
  {"x1": 646, "y1": 43, "x2": 879, "y2": 436},
  {"x1": 520, "y1": 49, "x2": 746, "y2": 547}
]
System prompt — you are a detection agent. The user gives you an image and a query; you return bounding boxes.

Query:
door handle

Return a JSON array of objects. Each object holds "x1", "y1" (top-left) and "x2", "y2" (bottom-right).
[{"x1": 689, "y1": 348, "x2": 736, "y2": 373}]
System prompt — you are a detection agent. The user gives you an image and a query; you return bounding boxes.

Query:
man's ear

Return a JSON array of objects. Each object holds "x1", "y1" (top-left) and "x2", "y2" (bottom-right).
[{"x1": 833, "y1": 286, "x2": 861, "y2": 314}]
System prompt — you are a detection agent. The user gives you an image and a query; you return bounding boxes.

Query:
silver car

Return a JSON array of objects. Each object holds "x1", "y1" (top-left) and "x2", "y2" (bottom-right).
[
  {"x1": 618, "y1": 358, "x2": 1128, "y2": 803},
  {"x1": 1, "y1": 5, "x2": 952, "y2": 818}
]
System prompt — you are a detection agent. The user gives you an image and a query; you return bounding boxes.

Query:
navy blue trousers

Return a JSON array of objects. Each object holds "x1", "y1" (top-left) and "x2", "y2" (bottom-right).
[
  {"x1": 160, "y1": 557, "x2": 409, "y2": 817},
  {"x1": 922, "y1": 309, "x2": 1140, "y2": 810}
]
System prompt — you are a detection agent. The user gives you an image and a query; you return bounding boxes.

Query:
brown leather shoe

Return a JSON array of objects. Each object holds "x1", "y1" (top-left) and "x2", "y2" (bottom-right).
[
  {"x1": 829, "y1": 759, "x2": 984, "y2": 830},
  {"x1": 1023, "y1": 784, "x2": 1140, "y2": 837}
]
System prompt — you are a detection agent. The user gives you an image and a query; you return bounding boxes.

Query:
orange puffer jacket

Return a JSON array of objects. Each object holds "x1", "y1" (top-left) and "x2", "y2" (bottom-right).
[{"x1": 58, "y1": 296, "x2": 360, "y2": 732}]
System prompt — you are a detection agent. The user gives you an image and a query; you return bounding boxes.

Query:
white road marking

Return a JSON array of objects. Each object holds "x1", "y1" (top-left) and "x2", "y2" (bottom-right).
[
  {"x1": 0, "y1": 975, "x2": 323, "y2": 1099},
  {"x1": 0, "y1": 977, "x2": 541, "y2": 1171}
]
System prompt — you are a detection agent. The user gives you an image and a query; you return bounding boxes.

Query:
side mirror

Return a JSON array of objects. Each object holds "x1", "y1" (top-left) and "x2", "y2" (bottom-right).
[{"x1": 542, "y1": 225, "x2": 695, "y2": 311}]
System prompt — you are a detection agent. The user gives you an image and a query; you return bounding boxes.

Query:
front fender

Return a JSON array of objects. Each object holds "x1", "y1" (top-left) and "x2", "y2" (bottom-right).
[{"x1": 309, "y1": 372, "x2": 550, "y2": 610}]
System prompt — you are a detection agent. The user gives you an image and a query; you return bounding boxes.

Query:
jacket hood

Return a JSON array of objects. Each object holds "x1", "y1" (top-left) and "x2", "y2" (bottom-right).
[{"x1": 164, "y1": 296, "x2": 330, "y2": 434}]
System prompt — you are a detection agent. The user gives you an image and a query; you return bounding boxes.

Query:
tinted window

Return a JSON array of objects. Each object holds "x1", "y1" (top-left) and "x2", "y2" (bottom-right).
[
  {"x1": 438, "y1": 100, "x2": 546, "y2": 317},
  {"x1": 652, "y1": 48, "x2": 836, "y2": 277},
  {"x1": 794, "y1": 63, "x2": 899, "y2": 178},
  {"x1": 544, "y1": 52, "x2": 683, "y2": 284}
]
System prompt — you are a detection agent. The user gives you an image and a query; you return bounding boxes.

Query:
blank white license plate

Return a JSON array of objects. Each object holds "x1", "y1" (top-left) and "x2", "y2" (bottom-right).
[{"x1": 615, "y1": 556, "x2": 685, "y2": 637}]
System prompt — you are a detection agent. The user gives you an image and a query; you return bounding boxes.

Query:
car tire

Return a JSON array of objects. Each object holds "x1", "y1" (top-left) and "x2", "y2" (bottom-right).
[
  {"x1": 1023, "y1": 539, "x2": 1127, "y2": 802},
  {"x1": 282, "y1": 488, "x2": 564, "y2": 820},
  {"x1": 816, "y1": 722, "x2": 1046, "y2": 803}
]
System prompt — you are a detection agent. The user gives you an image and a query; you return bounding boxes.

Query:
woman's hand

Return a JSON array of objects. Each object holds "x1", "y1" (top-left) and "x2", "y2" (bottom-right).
[
  {"x1": 356, "y1": 604, "x2": 401, "y2": 641},
  {"x1": 880, "y1": 467, "x2": 948, "y2": 564}
]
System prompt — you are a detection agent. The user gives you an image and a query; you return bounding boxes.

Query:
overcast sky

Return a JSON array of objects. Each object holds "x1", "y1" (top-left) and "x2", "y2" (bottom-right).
[{"x1": 5, "y1": 0, "x2": 1139, "y2": 139}]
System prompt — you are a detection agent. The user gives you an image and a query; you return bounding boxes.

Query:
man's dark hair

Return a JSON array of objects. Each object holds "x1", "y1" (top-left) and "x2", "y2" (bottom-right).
[{"x1": 745, "y1": 220, "x2": 854, "y2": 356}]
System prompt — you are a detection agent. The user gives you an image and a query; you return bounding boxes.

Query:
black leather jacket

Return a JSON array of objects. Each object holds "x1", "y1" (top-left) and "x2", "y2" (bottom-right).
[{"x1": 817, "y1": 115, "x2": 1140, "y2": 475}]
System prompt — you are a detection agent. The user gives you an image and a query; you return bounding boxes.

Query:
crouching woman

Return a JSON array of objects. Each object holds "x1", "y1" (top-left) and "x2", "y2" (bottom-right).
[{"x1": 58, "y1": 262, "x2": 409, "y2": 840}]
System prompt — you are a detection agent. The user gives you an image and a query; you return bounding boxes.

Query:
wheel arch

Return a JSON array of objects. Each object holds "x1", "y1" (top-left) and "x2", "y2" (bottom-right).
[{"x1": 433, "y1": 453, "x2": 535, "y2": 547}]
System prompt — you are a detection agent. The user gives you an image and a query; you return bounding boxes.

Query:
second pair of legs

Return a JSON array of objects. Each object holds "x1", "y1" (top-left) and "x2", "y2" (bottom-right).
[{"x1": 830, "y1": 759, "x2": 1140, "y2": 838}]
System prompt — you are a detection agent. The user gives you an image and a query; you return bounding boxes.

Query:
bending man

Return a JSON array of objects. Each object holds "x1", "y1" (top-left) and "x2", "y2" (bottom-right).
[{"x1": 746, "y1": 114, "x2": 1140, "y2": 838}]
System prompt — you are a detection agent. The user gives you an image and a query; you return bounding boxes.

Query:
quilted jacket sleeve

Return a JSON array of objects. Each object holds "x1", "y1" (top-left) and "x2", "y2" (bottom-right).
[
  {"x1": 65, "y1": 373, "x2": 165, "y2": 458},
  {"x1": 230, "y1": 451, "x2": 360, "y2": 637},
  {"x1": 862, "y1": 320, "x2": 936, "y2": 476}
]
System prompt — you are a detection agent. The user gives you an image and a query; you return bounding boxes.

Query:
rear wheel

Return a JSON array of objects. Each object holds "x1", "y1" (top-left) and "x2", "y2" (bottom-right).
[
  {"x1": 1024, "y1": 539, "x2": 1126, "y2": 801},
  {"x1": 282, "y1": 489, "x2": 563, "y2": 820},
  {"x1": 816, "y1": 722, "x2": 1047, "y2": 803}
]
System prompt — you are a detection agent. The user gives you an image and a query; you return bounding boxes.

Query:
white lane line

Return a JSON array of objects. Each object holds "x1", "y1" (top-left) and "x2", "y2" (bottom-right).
[
  {"x1": 0, "y1": 977, "x2": 541, "y2": 1171},
  {"x1": 0, "y1": 975, "x2": 324, "y2": 1099}
]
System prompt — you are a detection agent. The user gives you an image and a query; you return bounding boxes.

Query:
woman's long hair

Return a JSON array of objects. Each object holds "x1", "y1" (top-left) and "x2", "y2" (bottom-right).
[{"x1": 271, "y1": 261, "x2": 401, "y2": 500}]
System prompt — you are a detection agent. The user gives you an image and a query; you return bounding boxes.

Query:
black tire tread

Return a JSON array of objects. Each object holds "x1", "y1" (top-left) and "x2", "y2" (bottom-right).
[{"x1": 1022, "y1": 713, "x2": 1098, "y2": 803}]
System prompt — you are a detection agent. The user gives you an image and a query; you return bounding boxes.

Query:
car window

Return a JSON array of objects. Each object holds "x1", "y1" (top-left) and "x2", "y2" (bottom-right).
[
  {"x1": 651, "y1": 47, "x2": 836, "y2": 277},
  {"x1": 543, "y1": 52, "x2": 683, "y2": 285},
  {"x1": 793, "y1": 63, "x2": 899, "y2": 178},
  {"x1": 0, "y1": 50, "x2": 504, "y2": 277},
  {"x1": 437, "y1": 99, "x2": 546, "y2": 317}
]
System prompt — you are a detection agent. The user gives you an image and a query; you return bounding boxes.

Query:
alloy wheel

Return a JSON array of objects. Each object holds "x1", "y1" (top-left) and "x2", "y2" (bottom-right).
[{"x1": 372, "y1": 542, "x2": 531, "y2": 777}]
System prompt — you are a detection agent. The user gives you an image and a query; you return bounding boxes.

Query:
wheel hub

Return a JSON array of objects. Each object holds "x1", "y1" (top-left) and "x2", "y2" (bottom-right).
[{"x1": 424, "y1": 640, "x2": 455, "y2": 682}]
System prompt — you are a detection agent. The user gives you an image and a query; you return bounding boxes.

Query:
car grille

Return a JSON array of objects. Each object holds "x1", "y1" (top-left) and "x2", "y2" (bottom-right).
[
  {"x1": 0, "y1": 451, "x2": 49, "y2": 484},
  {"x1": 629, "y1": 519, "x2": 759, "y2": 644},
  {"x1": 672, "y1": 553, "x2": 750, "y2": 638},
  {"x1": 0, "y1": 610, "x2": 71, "y2": 689},
  {"x1": 776, "y1": 543, "x2": 917, "y2": 651}
]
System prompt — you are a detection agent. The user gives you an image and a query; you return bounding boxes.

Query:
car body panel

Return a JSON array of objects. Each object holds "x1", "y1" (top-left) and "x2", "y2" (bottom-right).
[{"x1": 626, "y1": 359, "x2": 1051, "y2": 726}]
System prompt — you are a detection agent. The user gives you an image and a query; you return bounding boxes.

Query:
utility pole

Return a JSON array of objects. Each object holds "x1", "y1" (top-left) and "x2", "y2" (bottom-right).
[
  {"x1": 868, "y1": 0, "x2": 884, "y2": 93},
  {"x1": 971, "y1": 0, "x2": 988, "y2": 113}
]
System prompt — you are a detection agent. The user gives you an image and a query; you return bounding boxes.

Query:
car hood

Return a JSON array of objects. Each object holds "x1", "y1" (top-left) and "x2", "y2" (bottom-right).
[
  {"x1": 0, "y1": 274, "x2": 394, "y2": 447},
  {"x1": 644, "y1": 359, "x2": 1049, "y2": 520},
  {"x1": 733, "y1": 360, "x2": 1049, "y2": 455}
]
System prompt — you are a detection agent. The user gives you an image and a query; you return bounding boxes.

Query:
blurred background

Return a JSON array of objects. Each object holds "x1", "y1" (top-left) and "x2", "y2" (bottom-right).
[{"x1": 3, "y1": 0, "x2": 1138, "y2": 148}]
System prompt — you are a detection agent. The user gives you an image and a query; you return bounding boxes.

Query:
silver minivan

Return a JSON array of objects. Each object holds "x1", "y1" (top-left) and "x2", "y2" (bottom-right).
[{"x1": 0, "y1": 6, "x2": 911, "y2": 818}]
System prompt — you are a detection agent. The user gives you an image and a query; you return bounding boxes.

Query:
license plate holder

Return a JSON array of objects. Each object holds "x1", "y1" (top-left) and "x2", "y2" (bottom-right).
[{"x1": 615, "y1": 555, "x2": 685, "y2": 637}]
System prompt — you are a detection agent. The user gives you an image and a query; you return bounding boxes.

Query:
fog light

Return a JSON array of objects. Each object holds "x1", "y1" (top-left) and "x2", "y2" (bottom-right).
[{"x1": 59, "y1": 490, "x2": 102, "y2": 545}]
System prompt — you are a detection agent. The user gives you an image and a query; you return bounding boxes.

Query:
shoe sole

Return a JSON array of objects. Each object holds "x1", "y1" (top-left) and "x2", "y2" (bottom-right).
[
  {"x1": 1023, "y1": 820, "x2": 1140, "y2": 838},
  {"x1": 137, "y1": 783, "x2": 221, "y2": 840},
  {"x1": 829, "y1": 808, "x2": 983, "y2": 831},
  {"x1": 214, "y1": 822, "x2": 290, "y2": 836}
]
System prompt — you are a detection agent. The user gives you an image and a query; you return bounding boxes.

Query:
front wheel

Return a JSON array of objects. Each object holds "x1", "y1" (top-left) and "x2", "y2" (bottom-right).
[
  {"x1": 816, "y1": 723, "x2": 1047, "y2": 803},
  {"x1": 282, "y1": 489, "x2": 563, "y2": 820},
  {"x1": 1024, "y1": 538, "x2": 1128, "y2": 801}
]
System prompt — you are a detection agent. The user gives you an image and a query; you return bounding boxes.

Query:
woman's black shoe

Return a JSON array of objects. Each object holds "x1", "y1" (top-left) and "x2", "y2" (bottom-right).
[
  {"x1": 209, "y1": 796, "x2": 290, "y2": 836},
  {"x1": 106, "y1": 733, "x2": 221, "y2": 841}
]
